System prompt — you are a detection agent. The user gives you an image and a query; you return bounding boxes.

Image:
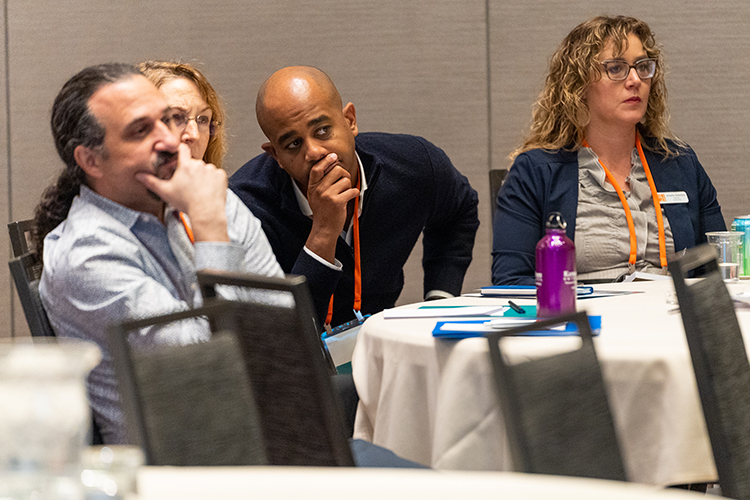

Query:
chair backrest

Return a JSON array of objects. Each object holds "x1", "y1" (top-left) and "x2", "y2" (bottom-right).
[
  {"x1": 110, "y1": 298, "x2": 355, "y2": 467},
  {"x1": 198, "y1": 270, "x2": 336, "y2": 373},
  {"x1": 669, "y1": 244, "x2": 750, "y2": 500},
  {"x1": 196, "y1": 270, "x2": 353, "y2": 466},
  {"x1": 486, "y1": 311, "x2": 627, "y2": 481},
  {"x1": 9, "y1": 251, "x2": 105, "y2": 445},
  {"x1": 9, "y1": 252, "x2": 55, "y2": 338},
  {"x1": 108, "y1": 306, "x2": 268, "y2": 466},
  {"x1": 489, "y1": 168, "x2": 508, "y2": 225},
  {"x1": 8, "y1": 219, "x2": 34, "y2": 258}
]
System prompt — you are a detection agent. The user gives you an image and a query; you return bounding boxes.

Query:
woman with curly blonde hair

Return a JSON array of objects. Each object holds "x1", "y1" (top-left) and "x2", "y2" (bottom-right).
[
  {"x1": 493, "y1": 15, "x2": 725, "y2": 285},
  {"x1": 139, "y1": 61, "x2": 227, "y2": 169}
]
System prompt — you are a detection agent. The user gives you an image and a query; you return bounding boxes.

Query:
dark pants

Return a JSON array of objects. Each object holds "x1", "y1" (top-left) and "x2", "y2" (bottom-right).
[
  {"x1": 331, "y1": 372, "x2": 359, "y2": 438},
  {"x1": 350, "y1": 439, "x2": 429, "y2": 468}
]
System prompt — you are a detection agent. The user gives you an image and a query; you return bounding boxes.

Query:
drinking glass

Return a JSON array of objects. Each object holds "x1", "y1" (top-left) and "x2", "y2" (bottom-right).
[
  {"x1": 706, "y1": 231, "x2": 744, "y2": 281},
  {"x1": 81, "y1": 445, "x2": 144, "y2": 499},
  {"x1": 0, "y1": 338, "x2": 101, "y2": 499}
]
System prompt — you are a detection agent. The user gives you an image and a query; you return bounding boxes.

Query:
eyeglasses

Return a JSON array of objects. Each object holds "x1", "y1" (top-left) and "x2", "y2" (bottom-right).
[
  {"x1": 599, "y1": 58, "x2": 657, "y2": 81},
  {"x1": 162, "y1": 109, "x2": 221, "y2": 136}
]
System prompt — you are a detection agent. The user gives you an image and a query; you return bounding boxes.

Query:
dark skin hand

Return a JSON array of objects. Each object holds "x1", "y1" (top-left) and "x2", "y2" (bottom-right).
[{"x1": 304, "y1": 152, "x2": 359, "y2": 264}]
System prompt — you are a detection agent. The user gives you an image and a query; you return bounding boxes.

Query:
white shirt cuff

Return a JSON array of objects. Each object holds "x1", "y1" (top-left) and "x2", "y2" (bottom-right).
[
  {"x1": 303, "y1": 246, "x2": 343, "y2": 271},
  {"x1": 425, "y1": 290, "x2": 455, "y2": 301}
]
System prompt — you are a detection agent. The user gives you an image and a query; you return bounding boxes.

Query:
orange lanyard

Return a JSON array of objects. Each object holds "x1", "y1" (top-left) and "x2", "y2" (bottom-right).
[
  {"x1": 582, "y1": 136, "x2": 667, "y2": 272},
  {"x1": 179, "y1": 212, "x2": 195, "y2": 244},
  {"x1": 325, "y1": 182, "x2": 363, "y2": 328}
]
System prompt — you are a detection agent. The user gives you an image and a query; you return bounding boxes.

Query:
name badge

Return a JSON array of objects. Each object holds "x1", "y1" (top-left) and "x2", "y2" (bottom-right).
[{"x1": 657, "y1": 191, "x2": 689, "y2": 204}]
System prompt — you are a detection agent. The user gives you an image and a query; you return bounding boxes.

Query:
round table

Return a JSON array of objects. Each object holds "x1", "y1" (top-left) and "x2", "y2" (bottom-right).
[
  {"x1": 135, "y1": 466, "x2": 713, "y2": 499},
  {"x1": 352, "y1": 281, "x2": 750, "y2": 485}
]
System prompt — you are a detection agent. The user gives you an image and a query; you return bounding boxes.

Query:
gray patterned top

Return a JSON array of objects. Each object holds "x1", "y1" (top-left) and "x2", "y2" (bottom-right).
[{"x1": 575, "y1": 147, "x2": 674, "y2": 281}]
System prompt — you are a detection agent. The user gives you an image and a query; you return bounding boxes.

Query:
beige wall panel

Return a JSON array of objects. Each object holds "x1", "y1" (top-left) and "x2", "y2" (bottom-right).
[
  {"x1": 0, "y1": 2, "x2": 10, "y2": 337},
  {"x1": 8, "y1": 0, "x2": 488, "y2": 327},
  {"x1": 652, "y1": 4, "x2": 750, "y2": 224},
  {"x1": 490, "y1": 0, "x2": 750, "y2": 245}
]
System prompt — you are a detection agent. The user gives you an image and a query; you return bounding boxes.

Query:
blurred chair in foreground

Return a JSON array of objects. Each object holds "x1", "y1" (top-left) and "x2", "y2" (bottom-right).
[
  {"x1": 196, "y1": 269, "x2": 425, "y2": 468},
  {"x1": 670, "y1": 244, "x2": 750, "y2": 500},
  {"x1": 109, "y1": 299, "x2": 356, "y2": 466},
  {"x1": 486, "y1": 311, "x2": 628, "y2": 481},
  {"x1": 198, "y1": 270, "x2": 358, "y2": 437},
  {"x1": 197, "y1": 270, "x2": 335, "y2": 373},
  {"x1": 109, "y1": 314, "x2": 268, "y2": 466}
]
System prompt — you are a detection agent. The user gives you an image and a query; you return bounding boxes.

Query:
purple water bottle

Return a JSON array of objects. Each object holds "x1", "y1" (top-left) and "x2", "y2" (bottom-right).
[{"x1": 535, "y1": 212, "x2": 576, "y2": 318}]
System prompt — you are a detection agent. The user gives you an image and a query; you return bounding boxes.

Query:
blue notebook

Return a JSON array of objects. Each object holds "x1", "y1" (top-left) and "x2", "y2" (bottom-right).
[
  {"x1": 479, "y1": 286, "x2": 594, "y2": 298},
  {"x1": 432, "y1": 314, "x2": 602, "y2": 339}
]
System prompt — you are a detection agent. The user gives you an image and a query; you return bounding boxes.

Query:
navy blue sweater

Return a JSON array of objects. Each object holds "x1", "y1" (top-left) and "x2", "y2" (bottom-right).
[
  {"x1": 492, "y1": 140, "x2": 725, "y2": 285},
  {"x1": 230, "y1": 132, "x2": 479, "y2": 326}
]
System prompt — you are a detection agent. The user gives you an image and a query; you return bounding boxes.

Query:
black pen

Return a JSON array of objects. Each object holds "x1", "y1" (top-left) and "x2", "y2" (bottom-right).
[{"x1": 508, "y1": 301, "x2": 525, "y2": 314}]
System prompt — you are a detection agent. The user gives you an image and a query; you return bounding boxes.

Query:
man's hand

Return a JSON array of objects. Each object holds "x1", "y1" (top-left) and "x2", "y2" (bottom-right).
[
  {"x1": 305, "y1": 152, "x2": 360, "y2": 263},
  {"x1": 136, "y1": 144, "x2": 229, "y2": 242}
]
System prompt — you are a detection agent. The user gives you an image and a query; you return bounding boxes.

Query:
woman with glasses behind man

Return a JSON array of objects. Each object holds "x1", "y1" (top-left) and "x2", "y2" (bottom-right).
[
  {"x1": 492, "y1": 15, "x2": 725, "y2": 285},
  {"x1": 139, "y1": 60, "x2": 227, "y2": 169}
]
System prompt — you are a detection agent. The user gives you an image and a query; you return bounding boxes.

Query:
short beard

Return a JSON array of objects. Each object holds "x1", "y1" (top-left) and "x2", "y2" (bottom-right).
[{"x1": 147, "y1": 151, "x2": 178, "y2": 201}]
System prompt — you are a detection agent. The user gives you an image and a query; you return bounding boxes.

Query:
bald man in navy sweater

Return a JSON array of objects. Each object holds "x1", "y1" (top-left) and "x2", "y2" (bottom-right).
[{"x1": 230, "y1": 66, "x2": 479, "y2": 328}]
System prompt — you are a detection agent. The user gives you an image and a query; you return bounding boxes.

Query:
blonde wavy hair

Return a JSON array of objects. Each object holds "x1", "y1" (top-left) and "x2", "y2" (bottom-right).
[
  {"x1": 138, "y1": 60, "x2": 227, "y2": 169},
  {"x1": 511, "y1": 15, "x2": 680, "y2": 160}
]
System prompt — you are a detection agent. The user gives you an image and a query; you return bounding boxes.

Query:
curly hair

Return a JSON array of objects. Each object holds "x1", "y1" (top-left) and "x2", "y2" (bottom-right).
[
  {"x1": 138, "y1": 60, "x2": 227, "y2": 169},
  {"x1": 33, "y1": 63, "x2": 141, "y2": 258},
  {"x1": 511, "y1": 15, "x2": 680, "y2": 160}
]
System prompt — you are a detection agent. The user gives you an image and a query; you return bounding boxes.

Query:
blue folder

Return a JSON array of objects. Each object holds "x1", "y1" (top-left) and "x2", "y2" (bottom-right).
[{"x1": 432, "y1": 315, "x2": 602, "y2": 339}]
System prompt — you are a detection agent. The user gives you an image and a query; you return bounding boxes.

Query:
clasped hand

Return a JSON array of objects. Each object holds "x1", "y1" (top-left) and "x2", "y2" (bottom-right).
[
  {"x1": 304, "y1": 152, "x2": 360, "y2": 263},
  {"x1": 135, "y1": 144, "x2": 229, "y2": 242},
  {"x1": 307, "y1": 152, "x2": 360, "y2": 235}
]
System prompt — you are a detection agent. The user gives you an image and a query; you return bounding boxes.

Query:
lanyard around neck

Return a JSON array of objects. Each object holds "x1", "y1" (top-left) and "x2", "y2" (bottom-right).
[
  {"x1": 325, "y1": 180, "x2": 363, "y2": 329},
  {"x1": 582, "y1": 136, "x2": 667, "y2": 272},
  {"x1": 180, "y1": 212, "x2": 195, "y2": 244}
]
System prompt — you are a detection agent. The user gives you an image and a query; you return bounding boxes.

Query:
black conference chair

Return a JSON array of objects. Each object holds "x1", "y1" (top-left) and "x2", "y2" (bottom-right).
[
  {"x1": 669, "y1": 244, "x2": 750, "y2": 500},
  {"x1": 9, "y1": 252, "x2": 55, "y2": 338},
  {"x1": 109, "y1": 299, "x2": 356, "y2": 467},
  {"x1": 197, "y1": 270, "x2": 335, "y2": 373},
  {"x1": 108, "y1": 317, "x2": 268, "y2": 466},
  {"x1": 196, "y1": 270, "x2": 356, "y2": 464},
  {"x1": 197, "y1": 270, "x2": 361, "y2": 431},
  {"x1": 196, "y1": 270, "x2": 429, "y2": 468},
  {"x1": 486, "y1": 311, "x2": 628, "y2": 481},
  {"x1": 489, "y1": 168, "x2": 508, "y2": 226},
  {"x1": 8, "y1": 221, "x2": 105, "y2": 444},
  {"x1": 8, "y1": 219, "x2": 34, "y2": 257},
  {"x1": 9, "y1": 251, "x2": 105, "y2": 445},
  {"x1": 8, "y1": 219, "x2": 53, "y2": 337}
]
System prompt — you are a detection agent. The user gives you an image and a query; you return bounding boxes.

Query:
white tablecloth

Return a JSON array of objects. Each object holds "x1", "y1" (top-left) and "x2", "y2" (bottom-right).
[
  {"x1": 134, "y1": 466, "x2": 708, "y2": 500},
  {"x1": 352, "y1": 281, "x2": 750, "y2": 486}
]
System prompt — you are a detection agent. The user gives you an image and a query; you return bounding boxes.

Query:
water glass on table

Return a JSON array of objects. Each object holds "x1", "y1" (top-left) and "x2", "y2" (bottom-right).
[{"x1": 706, "y1": 231, "x2": 744, "y2": 281}]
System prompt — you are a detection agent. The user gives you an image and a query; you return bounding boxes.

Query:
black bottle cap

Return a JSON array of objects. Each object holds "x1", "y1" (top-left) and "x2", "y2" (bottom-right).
[{"x1": 546, "y1": 212, "x2": 567, "y2": 230}]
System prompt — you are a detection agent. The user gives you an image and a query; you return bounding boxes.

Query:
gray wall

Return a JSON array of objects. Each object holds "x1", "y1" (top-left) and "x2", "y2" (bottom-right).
[{"x1": 4, "y1": 0, "x2": 748, "y2": 336}]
